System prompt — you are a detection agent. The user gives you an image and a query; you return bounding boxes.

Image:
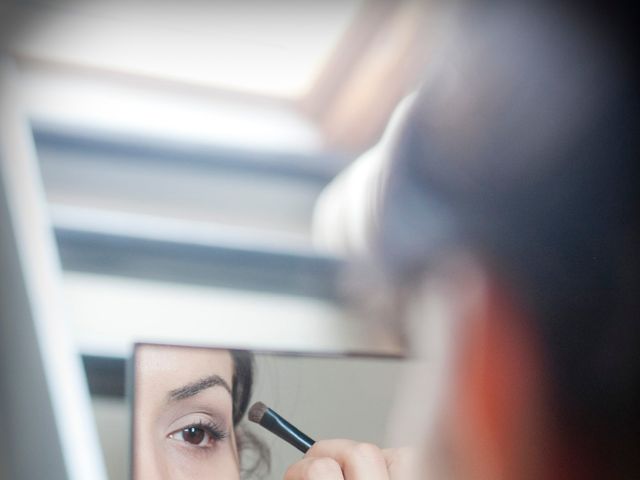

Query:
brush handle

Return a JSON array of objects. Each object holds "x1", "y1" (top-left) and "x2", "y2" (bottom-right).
[{"x1": 259, "y1": 407, "x2": 315, "y2": 453}]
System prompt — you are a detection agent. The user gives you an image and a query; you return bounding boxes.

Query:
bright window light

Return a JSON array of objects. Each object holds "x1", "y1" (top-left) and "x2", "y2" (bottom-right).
[{"x1": 13, "y1": 0, "x2": 364, "y2": 98}]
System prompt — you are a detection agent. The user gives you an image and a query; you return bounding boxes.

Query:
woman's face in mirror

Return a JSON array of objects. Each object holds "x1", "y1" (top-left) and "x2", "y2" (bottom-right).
[{"x1": 134, "y1": 346, "x2": 240, "y2": 480}]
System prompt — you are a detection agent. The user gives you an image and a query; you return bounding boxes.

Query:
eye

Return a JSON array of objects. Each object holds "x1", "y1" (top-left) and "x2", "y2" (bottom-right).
[
  {"x1": 174, "y1": 426, "x2": 208, "y2": 446},
  {"x1": 168, "y1": 421, "x2": 228, "y2": 448}
]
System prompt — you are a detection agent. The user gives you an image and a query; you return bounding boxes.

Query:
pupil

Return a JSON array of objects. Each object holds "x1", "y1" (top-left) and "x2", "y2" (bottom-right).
[{"x1": 183, "y1": 427, "x2": 205, "y2": 445}]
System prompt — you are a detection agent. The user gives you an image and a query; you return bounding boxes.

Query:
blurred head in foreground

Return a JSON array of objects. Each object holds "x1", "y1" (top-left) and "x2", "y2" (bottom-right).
[{"x1": 315, "y1": 2, "x2": 638, "y2": 478}]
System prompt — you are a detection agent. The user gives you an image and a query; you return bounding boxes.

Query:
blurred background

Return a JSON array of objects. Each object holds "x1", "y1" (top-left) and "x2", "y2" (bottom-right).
[{"x1": 1, "y1": 1, "x2": 433, "y2": 478}]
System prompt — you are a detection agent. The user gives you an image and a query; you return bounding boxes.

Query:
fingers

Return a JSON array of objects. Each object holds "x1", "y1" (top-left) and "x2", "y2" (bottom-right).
[
  {"x1": 305, "y1": 440, "x2": 390, "y2": 480},
  {"x1": 382, "y1": 447, "x2": 417, "y2": 479},
  {"x1": 284, "y1": 457, "x2": 344, "y2": 480},
  {"x1": 283, "y1": 440, "x2": 415, "y2": 480}
]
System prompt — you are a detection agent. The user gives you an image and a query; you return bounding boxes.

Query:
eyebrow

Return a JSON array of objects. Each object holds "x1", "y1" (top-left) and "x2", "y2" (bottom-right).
[{"x1": 167, "y1": 375, "x2": 232, "y2": 402}]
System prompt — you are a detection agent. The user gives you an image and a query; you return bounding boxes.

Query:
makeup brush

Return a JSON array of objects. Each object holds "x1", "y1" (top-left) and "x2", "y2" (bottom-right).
[{"x1": 248, "y1": 401, "x2": 316, "y2": 453}]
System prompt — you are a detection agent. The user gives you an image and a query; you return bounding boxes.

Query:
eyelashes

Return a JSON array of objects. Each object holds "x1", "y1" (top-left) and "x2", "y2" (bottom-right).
[{"x1": 168, "y1": 419, "x2": 229, "y2": 449}]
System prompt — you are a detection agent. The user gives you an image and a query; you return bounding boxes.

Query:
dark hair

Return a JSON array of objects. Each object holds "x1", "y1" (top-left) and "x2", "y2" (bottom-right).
[
  {"x1": 374, "y1": 2, "x2": 639, "y2": 475},
  {"x1": 229, "y1": 350, "x2": 270, "y2": 479},
  {"x1": 230, "y1": 350, "x2": 254, "y2": 427}
]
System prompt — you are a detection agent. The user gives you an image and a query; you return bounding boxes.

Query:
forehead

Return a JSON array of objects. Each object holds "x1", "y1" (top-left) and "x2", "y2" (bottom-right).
[{"x1": 136, "y1": 346, "x2": 233, "y2": 391}]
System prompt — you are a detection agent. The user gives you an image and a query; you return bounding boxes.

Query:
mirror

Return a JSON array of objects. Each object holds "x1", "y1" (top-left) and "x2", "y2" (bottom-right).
[{"x1": 133, "y1": 344, "x2": 405, "y2": 479}]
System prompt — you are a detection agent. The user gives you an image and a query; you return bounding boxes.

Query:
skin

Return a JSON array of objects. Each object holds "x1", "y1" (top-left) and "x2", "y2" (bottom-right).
[
  {"x1": 134, "y1": 345, "x2": 241, "y2": 480},
  {"x1": 285, "y1": 441, "x2": 416, "y2": 480}
]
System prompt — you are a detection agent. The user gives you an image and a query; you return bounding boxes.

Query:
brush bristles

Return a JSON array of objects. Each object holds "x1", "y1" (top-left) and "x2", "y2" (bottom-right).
[{"x1": 248, "y1": 401, "x2": 268, "y2": 423}]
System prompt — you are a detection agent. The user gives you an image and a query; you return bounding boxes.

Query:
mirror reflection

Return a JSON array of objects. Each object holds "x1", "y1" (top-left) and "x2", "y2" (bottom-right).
[{"x1": 133, "y1": 344, "x2": 405, "y2": 480}]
